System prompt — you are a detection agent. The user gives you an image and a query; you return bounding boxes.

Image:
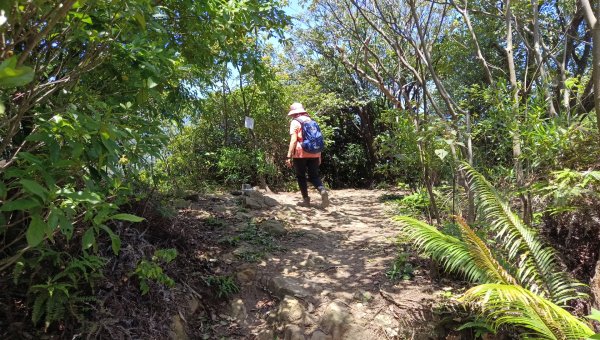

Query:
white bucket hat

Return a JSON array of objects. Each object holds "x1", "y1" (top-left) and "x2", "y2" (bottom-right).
[{"x1": 288, "y1": 102, "x2": 307, "y2": 116}]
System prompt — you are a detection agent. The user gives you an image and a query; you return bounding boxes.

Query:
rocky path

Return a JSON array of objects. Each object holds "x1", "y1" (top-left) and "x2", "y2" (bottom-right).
[{"x1": 178, "y1": 189, "x2": 448, "y2": 339}]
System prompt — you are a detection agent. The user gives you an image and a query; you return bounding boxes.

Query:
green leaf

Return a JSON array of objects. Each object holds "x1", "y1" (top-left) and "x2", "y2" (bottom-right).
[
  {"x1": 434, "y1": 149, "x2": 448, "y2": 161},
  {"x1": 0, "y1": 56, "x2": 35, "y2": 88},
  {"x1": 99, "y1": 224, "x2": 121, "y2": 255},
  {"x1": 58, "y1": 214, "x2": 74, "y2": 239},
  {"x1": 82, "y1": 228, "x2": 95, "y2": 250},
  {"x1": 134, "y1": 10, "x2": 146, "y2": 30},
  {"x1": 586, "y1": 309, "x2": 600, "y2": 322},
  {"x1": 0, "y1": 198, "x2": 40, "y2": 211},
  {"x1": 587, "y1": 334, "x2": 600, "y2": 340},
  {"x1": 146, "y1": 77, "x2": 157, "y2": 88},
  {"x1": 19, "y1": 179, "x2": 48, "y2": 201},
  {"x1": 26, "y1": 215, "x2": 46, "y2": 247},
  {"x1": 110, "y1": 213, "x2": 145, "y2": 222}
]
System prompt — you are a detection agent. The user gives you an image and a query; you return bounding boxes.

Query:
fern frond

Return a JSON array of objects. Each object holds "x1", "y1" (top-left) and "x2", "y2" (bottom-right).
[
  {"x1": 455, "y1": 216, "x2": 517, "y2": 285},
  {"x1": 460, "y1": 284, "x2": 594, "y2": 340},
  {"x1": 463, "y1": 164, "x2": 584, "y2": 304},
  {"x1": 396, "y1": 216, "x2": 488, "y2": 283}
]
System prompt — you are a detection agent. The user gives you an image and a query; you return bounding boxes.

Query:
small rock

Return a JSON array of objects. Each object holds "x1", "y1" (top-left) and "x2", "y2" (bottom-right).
[
  {"x1": 320, "y1": 301, "x2": 352, "y2": 339},
  {"x1": 310, "y1": 330, "x2": 332, "y2": 340},
  {"x1": 263, "y1": 196, "x2": 279, "y2": 207},
  {"x1": 284, "y1": 324, "x2": 305, "y2": 340},
  {"x1": 374, "y1": 313, "x2": 399, "y2": 338},
  {"x1": 277, "y1": 296, "x2": 305, "y2": 323},
  {"x1": 236, "y1": 268, "x2": 256, "y2": 285},
  {"x1": 230, "y1": 299, "x2": 247, "y2": 324},
  {"x1": 353, "y1": 290, "x2": 372, "y2": 303},
  {"x1": 169, "y1": 314, "x2": 188, "y2": 340},
  {"x1": 268, "y1": 276, "x2": 313, "y2": 299},
  {"x1": 243, "y1": 197, "x2": 265, "y2": 209},
  {"x1": 260, "y1": 219, "x2": 287, "y2": 236},
  {"x1": 300, "y1": 254, "x2": 327, "y2": 268}
]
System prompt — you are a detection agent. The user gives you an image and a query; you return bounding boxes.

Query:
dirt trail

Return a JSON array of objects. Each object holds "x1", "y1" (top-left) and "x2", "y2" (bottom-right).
[{"x1": 183, "y1": 189, "x2": 448, "y2": 339}]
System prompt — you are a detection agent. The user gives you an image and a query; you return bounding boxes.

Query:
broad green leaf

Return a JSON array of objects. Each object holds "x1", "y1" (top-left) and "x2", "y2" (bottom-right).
[
  {"x1": 0, "y1": 56, "x2": 35, "y2": 88},
  {"x1": 26, "y1": 215, "x2": 46, "y2": 247},
  {"x1": 82, "y1": 228, "x2": 95, "y2": 250},
  {"x1": 587, "y1": 335, "x2": 600, "y2": 340},
  {"x1": 99, "y1": 224, "x2": 121, "y2": 255},
  {"x1": 63, "y1": 190, "x2": 103, "y2": 204},
  {"x1": 19, "y1": 179, "x2": 48, "y2": 201},
  {"x1": 59, "y1": 214, "x2": 74, "y2": 239},
  {"x1": 434, "y1": 149, "x2": 448, "y2": 161},
  {"x1": 146, "y1": 77, "x2": 157, "y2": 88},
  {"x1": 586, "y1": 309, "x2": 600, "y2": 322},
  {"x1": 0, "y1": 198, "x2": 39, "y2": 211},
  {"x1": 110, "y1": 213, "x2": 145, "y2": 222},
  {"x1": 16, "y1": 152, "x2": 43, "y2": 164}
]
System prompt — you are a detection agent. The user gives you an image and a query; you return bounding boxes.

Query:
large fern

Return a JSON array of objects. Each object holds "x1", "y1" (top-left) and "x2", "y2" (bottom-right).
[
  {"x1": 460, "y1": 284, "x2": 593, "y2": 339},
  {"x1": 395, "y1": 216, "x2": 488, "y2": 283},
  {"x1": 396, "y1": 166, "x2": 592, "y2": 339},
  {"x1": 463, "y1": 163, "x2": 584, "y2": 305}
]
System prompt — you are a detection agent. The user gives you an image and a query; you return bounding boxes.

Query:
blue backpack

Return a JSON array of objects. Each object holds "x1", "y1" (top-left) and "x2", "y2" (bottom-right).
[{"x1": 295, "y1": 117, "x2": 324, "y2": 153}]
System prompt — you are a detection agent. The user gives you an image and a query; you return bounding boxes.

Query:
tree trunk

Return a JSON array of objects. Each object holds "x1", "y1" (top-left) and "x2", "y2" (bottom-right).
[
  {"x1": 506, "y1": 0, "x2": 532, "y2": 225},
  {"x1": 581, "y1": 0, "x2": 600, "y2": 134}
]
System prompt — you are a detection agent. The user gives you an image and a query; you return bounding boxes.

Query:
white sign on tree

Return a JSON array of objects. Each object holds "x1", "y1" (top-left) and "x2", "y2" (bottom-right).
[{"x1": 245, "y1": 116, "x2": 254, "y2": 129}]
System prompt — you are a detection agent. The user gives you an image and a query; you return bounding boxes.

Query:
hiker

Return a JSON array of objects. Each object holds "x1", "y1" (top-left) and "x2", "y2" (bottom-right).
[{"x1": 285, "y1": 102, "x2": 329, "y2": 207}]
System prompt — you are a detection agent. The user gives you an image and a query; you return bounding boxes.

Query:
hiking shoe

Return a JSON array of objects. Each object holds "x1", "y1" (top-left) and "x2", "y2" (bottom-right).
[
  {"x1": 297, "y1": 197, "x2": 311, "y2": 207},
  {"x1": 319, "y1": 188, "x2": 329, "y2": 208}
]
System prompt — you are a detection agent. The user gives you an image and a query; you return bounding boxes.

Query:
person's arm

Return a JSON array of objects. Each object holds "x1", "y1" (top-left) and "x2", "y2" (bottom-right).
[{"x1": 285, "y1": 133, "x2": 297, "y2": 168}]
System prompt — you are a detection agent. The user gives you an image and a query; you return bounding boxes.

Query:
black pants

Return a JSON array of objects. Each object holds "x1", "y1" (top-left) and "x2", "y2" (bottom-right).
[{"x1": 293, "y1": 158, "x2": 324, "y2": 199}]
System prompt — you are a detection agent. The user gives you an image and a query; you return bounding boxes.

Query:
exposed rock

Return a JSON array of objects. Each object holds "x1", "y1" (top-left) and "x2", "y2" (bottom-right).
[
  {"x1": 243, "y1": 196, "x2": 265, "y2": 210},
  {"x1": 320, "y1": 301, "x2": 352, "y2": 339},
  {"x1": 268, "y1": 276, "x2": 314, "y2": 299},
  {"x1": 229, "y1": 299, "x2": 247, "y2": 324},
  {"x1": 242, "y1": 191, "x2": 279, "y2": 209},
  {"x1": 169, "y1": 314, "x2": 188, "y2": 340},
  {"x1": 276, "y1": 296, "x2": 305, "y2": 323},
  {"x1": 263, "y1": 196, "x2": 279, "y2": 207},
  {"x1": 353, "y1": 290, "x2": 373, "y2": 303},
  {"x1": 260, "y1": 219, "x2": 287, "y2": 236},
  {"x1": 300, "y1": 254, "x2": 327, "y2": 268},
  {"x1": 236, "y1": 268, "x2": 256, "y2": 285},
  {"x1": 284, "y1": 324, "x2": 305, "y2": 340},
  {"x1": 310, "y1": 330, "x2": 332, "y2": 340}
]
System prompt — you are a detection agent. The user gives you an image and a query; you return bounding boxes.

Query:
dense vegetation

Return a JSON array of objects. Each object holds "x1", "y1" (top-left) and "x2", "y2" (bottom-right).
[{"x1": 2, "y1": 0, "x2": 600, "y2": 338}]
